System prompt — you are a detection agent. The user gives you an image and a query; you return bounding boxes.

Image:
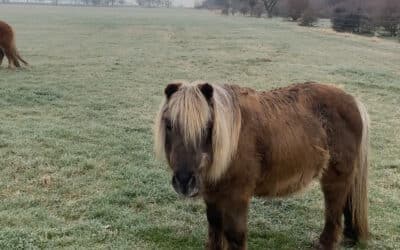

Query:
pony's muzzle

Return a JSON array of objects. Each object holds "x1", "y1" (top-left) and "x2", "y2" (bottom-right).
[{"x1": 172, "y1": 171, "x2": 199, "y2": 197}]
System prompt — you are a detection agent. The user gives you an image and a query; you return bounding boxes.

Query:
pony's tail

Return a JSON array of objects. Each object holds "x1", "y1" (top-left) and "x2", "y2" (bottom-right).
[
  {"x1": 10, "y1": 36, "x2": 28, "y2": 67},
  {"x1": 15, "y1": 50, "x2": 28, "y2": 66},
  {"x1": 12, "y1": 38, "x2": 28, "y2": 66},
  {"x1": 349, "y1": 99, "x2": 370, "y2": 241}
]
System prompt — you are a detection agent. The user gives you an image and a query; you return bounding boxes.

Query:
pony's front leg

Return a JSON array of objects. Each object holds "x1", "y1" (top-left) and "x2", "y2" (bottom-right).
[
  {"x1": 222, "y1": 198, "x2": 249, "y2": 250},
  {"x1": 206, "y1": 198, "x2": 249, "y2": 250},
  {"x1": 206, "y1": 202, "x2": 224, "y2": 250}
]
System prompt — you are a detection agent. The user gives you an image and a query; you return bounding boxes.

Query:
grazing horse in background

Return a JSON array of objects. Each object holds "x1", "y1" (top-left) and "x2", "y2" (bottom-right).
[
  {"x1": 154, "y1": 81, "x2": 369, "y2": 250},
  {"x1": 0, "y1": 20, "x2": 28, "y2": 69}
]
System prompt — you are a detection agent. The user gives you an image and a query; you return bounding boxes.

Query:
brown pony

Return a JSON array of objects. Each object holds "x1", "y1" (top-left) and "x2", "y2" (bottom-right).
[
  {"x1": 0, "y1": 20, "x2": 28, "y2": 69},
  {"x1": 154, "y1": 81, "x2": 369, "y2": 250}
]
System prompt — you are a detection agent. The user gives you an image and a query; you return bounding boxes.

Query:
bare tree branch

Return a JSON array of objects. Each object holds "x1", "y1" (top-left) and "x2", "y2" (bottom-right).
[{"x1": 262, "y1": 0, "x2": 279, "y2": 17}]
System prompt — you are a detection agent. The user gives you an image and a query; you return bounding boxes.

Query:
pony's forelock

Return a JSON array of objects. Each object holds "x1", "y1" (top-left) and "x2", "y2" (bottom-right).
[
  {"x1": 154, "y1": 99, "x2": 167, "y2": 161},
  {"x1": 154, "y1": 82, "x2": 241, "y2": 182},
  {"x1": 169, "y1": 84, "x2": 211, "y2": 147},
  {"x1": 154, "y1": 81, "x2": 211, "y2": 161}
]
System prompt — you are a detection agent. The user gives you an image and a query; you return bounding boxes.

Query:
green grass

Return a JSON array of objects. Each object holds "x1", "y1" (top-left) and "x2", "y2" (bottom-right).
[{"x1": 0, "y1": 5, "x2": 399, "y2": 249}]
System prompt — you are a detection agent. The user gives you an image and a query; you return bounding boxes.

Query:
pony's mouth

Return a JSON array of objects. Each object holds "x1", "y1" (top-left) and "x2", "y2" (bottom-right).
[
  {"x1": 175, "y1": 185, "x2": 199, "y2": 198},
  {"x1": 187, "y1": 187, "x2": 200, "y2": 198}
]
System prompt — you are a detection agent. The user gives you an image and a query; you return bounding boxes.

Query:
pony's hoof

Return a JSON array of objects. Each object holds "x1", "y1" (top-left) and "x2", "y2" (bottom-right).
[{"x1": 313, "y1": 240, "x2": 337, "y2": 250}]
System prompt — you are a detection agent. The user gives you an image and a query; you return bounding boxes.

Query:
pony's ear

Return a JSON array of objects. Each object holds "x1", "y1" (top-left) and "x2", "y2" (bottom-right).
[
  {"x1": 199, "y1": 83, "x2": 213, "y2": 100},
  {"x1": 164, "y1": 83, "x2": 181, "y2": 99}
]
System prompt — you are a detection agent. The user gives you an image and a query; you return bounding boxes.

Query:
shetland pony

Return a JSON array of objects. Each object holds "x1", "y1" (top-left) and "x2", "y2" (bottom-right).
[
  {"x1": 0, "y1": 20, "x2": 28, "y2": 69},
  {"x1": 154, "y1": 81, "x2": 369, "y2": 250}
]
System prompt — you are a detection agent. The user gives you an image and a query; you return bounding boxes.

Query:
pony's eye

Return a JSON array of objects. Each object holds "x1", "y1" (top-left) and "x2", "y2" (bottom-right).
[
  {"x1": 166, "y1": 122, "x2": 172, "y2": 131},
  {"x1": 206, "y1": 123, "x2": 213, "y2": 142},
  {"x1": 207, "y1": 122, "x2": 213, "y2": 133},
  {"x1": 207, "y1": 126, "x2": 212, "y2": 135}
]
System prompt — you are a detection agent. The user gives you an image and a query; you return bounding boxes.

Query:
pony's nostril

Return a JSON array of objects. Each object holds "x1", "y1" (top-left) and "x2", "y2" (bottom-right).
[
  {"x1": 172, "y1": 175, "x2": 179, "y2": 187},
  {"x1": 188, "y1": 175, "x2": 196, "y2": 188}
]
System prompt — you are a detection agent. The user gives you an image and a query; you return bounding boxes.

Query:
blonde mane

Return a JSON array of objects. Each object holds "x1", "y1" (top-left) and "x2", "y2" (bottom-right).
[{"x1": 154, "y1": 82, "x2": 242, "y2": 182}]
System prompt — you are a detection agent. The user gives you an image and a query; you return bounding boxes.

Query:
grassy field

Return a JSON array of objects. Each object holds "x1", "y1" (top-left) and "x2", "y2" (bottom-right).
[{"x1": 0, "y1": 5, "x2": 399, "y2": 249}]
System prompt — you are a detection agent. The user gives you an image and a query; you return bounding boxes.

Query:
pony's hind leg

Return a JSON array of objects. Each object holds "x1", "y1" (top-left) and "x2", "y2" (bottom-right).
[
  {"x1": 12, "y1": 50, "x2": 21, "y2": 68},
  {"x1": 0, "y1": 49, "x2": 4, "y2": 66},
  {"x1": 319, "y1": 157, "x2": 357, "y2": 250},
  {"x1": 343, "y1": 198, "x2": 357, "y2": 246},
  {"x1": 4, "y1": 45, "x2": 21, "y2": 69},
  {"x1": 319, "y1": 179, "x2": 350, "y2": 250},
  {"x1": 4, "y1": 47, "x2": 16, "y2": 69}
]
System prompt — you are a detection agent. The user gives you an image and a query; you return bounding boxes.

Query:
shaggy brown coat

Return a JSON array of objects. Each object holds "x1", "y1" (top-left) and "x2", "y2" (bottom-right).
[{"x1": 0, "y1": 20, "x2": 28, "y2": 69}]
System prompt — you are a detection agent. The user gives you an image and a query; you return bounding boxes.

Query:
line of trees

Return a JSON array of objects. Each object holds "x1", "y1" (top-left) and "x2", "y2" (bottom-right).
[
  {"x1": 136, "y1": 0, "x2": 171, "y2": 7},
  {"x1": 199, "y1": 0, "x2": 400, "y2": 36},
  {"x1": 199, "y1": 0, "x2": 321, "y2": 26},
  {"x1": 202, "y1": 0, "x2": 279, "y2": 18},
  {"x1": 331, "y1": 0, "x2": 400, "y2": 36}
]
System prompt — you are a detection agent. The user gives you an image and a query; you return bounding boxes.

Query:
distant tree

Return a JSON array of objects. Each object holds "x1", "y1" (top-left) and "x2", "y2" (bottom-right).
[
  {"x1": 199, "y1": 0, "x2": 227, "y2": 11},
  {"x1": 136, "y1": 0, "x2": 146, "y2": 6},
  {"x1": 332, "y1": 5, "x2": 374, "y2": 34},
  {"x1": 240, "y1": 5, "x2": 250, "y2": 15},
  {"x1": 288, "y1": 0, "x2": 309, "y2": 21},
  {"x1": 221, "y1": 0, "x2": 230, "y2": 15},
  {"x1": 230, "y1": 0, "x2": 241, "y2": 15},
  {"x1": 378, "y1": 0, "x2": 400, "y2": 36},
  {"x1": 221, "y1": 7, "x2": 230, "y2": 15},
  {"x1": 261, "y1": 0, "x2": 279, "y2": 17},
  {"x1": 202, "y1": 0, "x2": 226, "y2": 9},
  {"x1": 136, "y1": 0, "x2": 168, "y2": 7},
  {"x1": 326, "y1": 0, "x2": 345, "y2": 6},
  {"x1": 199, "y1": 0, "x2": 279, "y2": 18},
  {"x1": 253, "y1": 0, "x2": 265, "y2": 17},
  {"x1": 272, "y1": 0, "x2": 334, "y2": 18},
  {"x1": 166, "y1": 0, "x2": 172, "y2": 7},
  {"x1": 248, "y1": 0, "x2": 257, "y2": 16},
  {"x1": 299, "y1": 7, "x2": 318, "y2": 26},
  {"x1": 309, "y1": 0, "x2": 331, "y2": 18}
]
